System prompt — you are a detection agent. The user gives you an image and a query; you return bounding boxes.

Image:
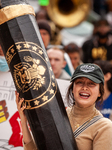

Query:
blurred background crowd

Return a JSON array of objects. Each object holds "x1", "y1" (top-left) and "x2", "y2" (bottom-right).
[{"x1": 1, "y1": 0, "x2": 112, "y2": 119}]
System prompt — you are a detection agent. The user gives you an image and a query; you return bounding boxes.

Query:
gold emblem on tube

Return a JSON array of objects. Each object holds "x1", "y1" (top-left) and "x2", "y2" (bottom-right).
[{"x1": 6, "y1": 42, "x2": 57, "y2": 109}]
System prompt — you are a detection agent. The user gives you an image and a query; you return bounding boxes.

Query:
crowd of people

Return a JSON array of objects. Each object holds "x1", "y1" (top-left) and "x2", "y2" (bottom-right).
[{"x1": 1, "y1": 1, "x2": 112, "y2": 150}]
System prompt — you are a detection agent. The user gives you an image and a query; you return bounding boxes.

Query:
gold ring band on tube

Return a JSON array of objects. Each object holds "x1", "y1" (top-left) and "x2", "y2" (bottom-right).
[{"x1": 0, "y1": 4, "x2": 35, "y2": 25}]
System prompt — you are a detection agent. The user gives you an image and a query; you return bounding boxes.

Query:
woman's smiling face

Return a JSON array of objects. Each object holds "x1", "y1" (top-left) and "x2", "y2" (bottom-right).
[{"x1": 72, "y1": 77, "x2": 101, "y2": 108}]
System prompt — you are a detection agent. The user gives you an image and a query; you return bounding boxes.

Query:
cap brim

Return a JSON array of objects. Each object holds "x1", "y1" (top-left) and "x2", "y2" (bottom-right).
[{"x1": 70, "y1": 74, "x2": 101, "y2": 84}]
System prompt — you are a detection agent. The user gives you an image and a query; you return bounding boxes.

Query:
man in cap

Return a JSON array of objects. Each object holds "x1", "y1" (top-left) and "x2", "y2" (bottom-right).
[{"x1": 37, "y1": 19, "x2": 51, "y2": 49}]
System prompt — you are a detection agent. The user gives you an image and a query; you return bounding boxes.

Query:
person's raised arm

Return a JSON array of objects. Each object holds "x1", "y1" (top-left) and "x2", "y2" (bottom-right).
[{"x1": 15, "y1": 91, "x2": 32, "y2": 144}]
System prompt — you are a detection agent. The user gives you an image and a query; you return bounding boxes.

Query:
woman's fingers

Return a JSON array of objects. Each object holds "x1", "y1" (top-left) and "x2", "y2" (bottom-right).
[
  {"x1": 15, "y1": 91, "x2": 27, "y2": 123},
  {"x1": 15, "y1": 91, "x2": 25, "y2": 111},
  {"x1": 21, "y1": 104, "x2": 26, "y2": 111}
]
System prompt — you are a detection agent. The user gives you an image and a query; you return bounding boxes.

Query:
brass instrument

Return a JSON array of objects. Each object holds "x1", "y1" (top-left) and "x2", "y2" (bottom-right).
[{"x1": 47, "y1": 0, "x2": 91, "y2": 28}]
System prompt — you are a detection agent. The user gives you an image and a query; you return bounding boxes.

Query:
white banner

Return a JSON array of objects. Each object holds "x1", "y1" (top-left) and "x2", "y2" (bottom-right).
[{"x1": 0, "y1": 72, "x2": 70, "y2": 150}]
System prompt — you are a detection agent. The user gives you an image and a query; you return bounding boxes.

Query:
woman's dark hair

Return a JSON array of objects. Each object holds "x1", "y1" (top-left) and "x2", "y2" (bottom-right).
[
  {"x1": 94, "y1": 60, "x2": 112, "y2": 92},
  {"x1": 66, "y1": 81, "x2": 104, "y2": 107}
]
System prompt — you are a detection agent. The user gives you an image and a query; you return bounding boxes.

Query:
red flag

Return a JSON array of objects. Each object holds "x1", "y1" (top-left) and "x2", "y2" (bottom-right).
[{"x1": 9, "y1": 111, "x2": 23, "y2": 147}]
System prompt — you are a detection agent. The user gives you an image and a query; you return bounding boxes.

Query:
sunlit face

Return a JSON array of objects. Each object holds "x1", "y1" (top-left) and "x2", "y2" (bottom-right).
[
  {"x1": 67, "y1": 52, "x2": 80, "y2": 70},
  {"x1": 47, "y1": 49, "x2": 66, "y2": 78},
  {"x1": 39, "y1": 29, "x2": 50, "y2": 48},
  {"x1": 72, "y1": 77, "x2": 101, "y2": 108}
]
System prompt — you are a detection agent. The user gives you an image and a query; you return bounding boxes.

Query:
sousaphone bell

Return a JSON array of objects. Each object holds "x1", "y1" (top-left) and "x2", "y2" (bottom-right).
[{"x1": 47, "y1": 0, "x2": 91, "y2": 28}]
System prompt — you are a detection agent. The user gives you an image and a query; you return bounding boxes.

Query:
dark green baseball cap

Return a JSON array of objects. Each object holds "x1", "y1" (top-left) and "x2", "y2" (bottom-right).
[{"x1": 70, "y1": 63, "x2": 104, "y2": 85}]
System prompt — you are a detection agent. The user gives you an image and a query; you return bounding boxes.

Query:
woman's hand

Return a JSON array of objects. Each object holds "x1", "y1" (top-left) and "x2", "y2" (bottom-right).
[
  {"x1": 15, "y1": 91, "x2": 33, "y2": 144},
  {"x1": 15, "y1": 91, "x2": 27, "y2": 124}
]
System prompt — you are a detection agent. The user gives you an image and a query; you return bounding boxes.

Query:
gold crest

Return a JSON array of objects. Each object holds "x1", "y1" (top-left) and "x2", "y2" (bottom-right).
[
  {"x1": 7, "y1": 42, "x2": 57, "y2": 109},
  {"x1": 14, "y1": 56, "x2": 46, "y2": 92}
]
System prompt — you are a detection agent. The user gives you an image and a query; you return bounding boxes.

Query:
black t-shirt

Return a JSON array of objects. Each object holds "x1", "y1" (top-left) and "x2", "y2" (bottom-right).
[{"x1": 82, "y1": 38, "x2": 112, "y2": 63}]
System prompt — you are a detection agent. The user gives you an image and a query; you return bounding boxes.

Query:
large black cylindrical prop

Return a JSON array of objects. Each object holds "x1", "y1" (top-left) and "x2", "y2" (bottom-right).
[{"x1": 0, "y1": 0, "x2": 77, "y2": 149}]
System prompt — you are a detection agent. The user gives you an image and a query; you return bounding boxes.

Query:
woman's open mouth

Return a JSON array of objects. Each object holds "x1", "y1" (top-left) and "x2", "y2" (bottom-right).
[{"x1": 79, "y1": 92, "x2": 90, "y2": 98}]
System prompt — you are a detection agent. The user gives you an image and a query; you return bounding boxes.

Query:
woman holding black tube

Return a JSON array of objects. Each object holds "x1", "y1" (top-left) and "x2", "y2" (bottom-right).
[{"x1": 16, "y1": 63, "x2": 112, "y2": 150}]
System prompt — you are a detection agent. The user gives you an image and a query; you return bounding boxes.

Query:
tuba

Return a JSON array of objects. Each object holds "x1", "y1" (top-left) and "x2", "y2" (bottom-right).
[{"x1": 47, "y1": 0, "x2": 91, "y2": 28}]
